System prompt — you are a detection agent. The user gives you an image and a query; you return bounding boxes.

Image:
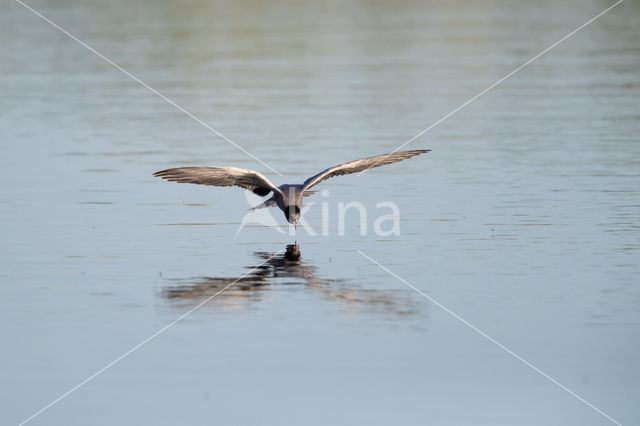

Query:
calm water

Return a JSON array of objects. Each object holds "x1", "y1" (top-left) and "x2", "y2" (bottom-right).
[{"x1": 1, "y1": 0, "x2": 639, "y2": 424}]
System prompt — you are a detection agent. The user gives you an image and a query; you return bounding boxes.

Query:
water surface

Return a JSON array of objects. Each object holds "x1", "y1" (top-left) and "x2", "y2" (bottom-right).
[{"x1": 1, "y1": 0, "x2": 639, "y2": 425}]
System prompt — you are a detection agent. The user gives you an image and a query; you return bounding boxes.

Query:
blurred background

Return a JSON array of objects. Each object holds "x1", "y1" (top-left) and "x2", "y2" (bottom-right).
[{"x1": 1, "y1": 0, "x2": 639, "y2": 425}]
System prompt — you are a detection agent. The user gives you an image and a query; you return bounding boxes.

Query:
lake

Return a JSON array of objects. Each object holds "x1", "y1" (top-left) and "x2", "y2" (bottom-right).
[{"x1": 1, "y1": 0, "x2": 639, "y2": 425}]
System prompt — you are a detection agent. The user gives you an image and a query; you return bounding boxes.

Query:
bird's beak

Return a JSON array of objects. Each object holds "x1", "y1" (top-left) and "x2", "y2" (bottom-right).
[{"x1": 293, "y1": 220, "x2": 297, "y2": 229}]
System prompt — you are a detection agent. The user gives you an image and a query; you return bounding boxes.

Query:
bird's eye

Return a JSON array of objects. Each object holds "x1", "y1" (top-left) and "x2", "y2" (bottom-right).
[{"x1": 285, "y1": 206, "x2": 298, "y2": 221}]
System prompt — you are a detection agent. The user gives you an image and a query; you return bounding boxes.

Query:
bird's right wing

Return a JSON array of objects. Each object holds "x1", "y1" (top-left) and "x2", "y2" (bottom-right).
[
  {"x1": 153, "y1": 166, "x2": 280, "y2": 197},
  {"x1": 302, "y1": 149, "x2": 430, "y2": 192}
]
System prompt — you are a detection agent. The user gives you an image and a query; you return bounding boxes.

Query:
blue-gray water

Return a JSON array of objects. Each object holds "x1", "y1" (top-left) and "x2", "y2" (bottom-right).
[{"x1": 1, "y1": 0, "x2": 639, "y2": 425}]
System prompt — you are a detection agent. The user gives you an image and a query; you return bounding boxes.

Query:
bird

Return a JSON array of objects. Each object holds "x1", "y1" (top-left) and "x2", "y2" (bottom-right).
[{"x1": 153, "y1": 149, "x2": 430, "y2": 227}]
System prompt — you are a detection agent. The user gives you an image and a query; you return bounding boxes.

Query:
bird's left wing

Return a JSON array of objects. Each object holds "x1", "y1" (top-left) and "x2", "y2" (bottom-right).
[
  {"x1": 302, "y1": 149, "x2": 430, "y2": 192},
  {"x1": 153, "y1": 166, "x2": 280, "y2": 197}
]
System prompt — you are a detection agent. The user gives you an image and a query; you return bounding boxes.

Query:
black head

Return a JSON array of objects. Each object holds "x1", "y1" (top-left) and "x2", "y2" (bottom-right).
[{"x1": 284, "y1": 205, "x2": 300, "y2": 226}]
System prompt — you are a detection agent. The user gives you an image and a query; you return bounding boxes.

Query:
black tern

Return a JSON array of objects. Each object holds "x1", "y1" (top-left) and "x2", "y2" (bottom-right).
[{"x1": 153, "y1": 149, "x2": 430, "y2": 227}]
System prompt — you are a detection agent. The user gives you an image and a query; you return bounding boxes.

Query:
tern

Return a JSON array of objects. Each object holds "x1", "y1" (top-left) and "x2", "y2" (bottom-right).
[{"x1": 153, "y1": 149, "x2": 430, "y2": 227}]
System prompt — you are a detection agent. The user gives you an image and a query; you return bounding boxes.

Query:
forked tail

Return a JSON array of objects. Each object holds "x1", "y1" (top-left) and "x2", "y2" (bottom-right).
[{"x1": 248, "y1": 197, "x2": 276, "y2": 211}]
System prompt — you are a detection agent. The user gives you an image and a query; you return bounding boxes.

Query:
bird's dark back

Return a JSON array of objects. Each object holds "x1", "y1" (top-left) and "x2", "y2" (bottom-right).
[{"x1": 278, "y1": 184, "x2": 304, "y2": 206}]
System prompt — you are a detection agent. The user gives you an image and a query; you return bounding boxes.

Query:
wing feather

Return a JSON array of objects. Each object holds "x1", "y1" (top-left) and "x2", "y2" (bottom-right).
[
  {"x1": 153, "y1": 166, "x2": 279, "y2": 197},
  {"x1": 302, "y1": 149, "x2": 430, "y2": 191}
]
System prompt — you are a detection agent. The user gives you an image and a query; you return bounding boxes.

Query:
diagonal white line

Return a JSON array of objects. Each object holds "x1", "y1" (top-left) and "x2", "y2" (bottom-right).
[
  {"x1": 15, "y1": 0, "x2": 283, "y2": 176},
  {"x1": 18, "y1": 250, "x2": 284, "y2": 426},
  {"x1": 356, "y1": 250, "x2": 622, "y2": 426},
  {"x1": 357, "y1": 0, "x2": 624, "y2": 176}
]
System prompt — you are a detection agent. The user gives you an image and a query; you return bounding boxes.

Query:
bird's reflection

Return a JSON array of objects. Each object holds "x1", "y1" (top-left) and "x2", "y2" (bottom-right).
[{"x1": 162, "y1": 244, "x2": 424, "y2": 320}]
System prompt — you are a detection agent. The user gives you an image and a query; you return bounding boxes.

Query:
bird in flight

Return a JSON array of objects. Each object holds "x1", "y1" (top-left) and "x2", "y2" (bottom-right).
[{"x1": 153, "y1": 149, "x2": 430, "y2": 227}]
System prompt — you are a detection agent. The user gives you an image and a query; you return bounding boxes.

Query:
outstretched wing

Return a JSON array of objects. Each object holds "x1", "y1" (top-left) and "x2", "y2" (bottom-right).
[
  {"x1": 153, "y1": 166, "x2": 280, "y2": 197},
  {"x1": 302, "y1": 149, "x2": 430, "y2": 192}
]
